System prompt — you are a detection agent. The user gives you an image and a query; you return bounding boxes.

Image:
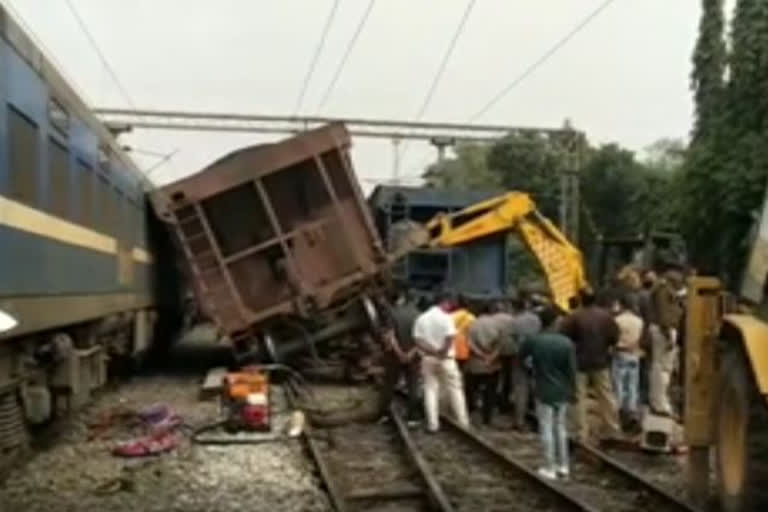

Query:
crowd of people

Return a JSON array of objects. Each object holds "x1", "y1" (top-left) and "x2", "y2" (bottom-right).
[{"x1": 379, "y1": 265, "x2": 687, "y2": 481}]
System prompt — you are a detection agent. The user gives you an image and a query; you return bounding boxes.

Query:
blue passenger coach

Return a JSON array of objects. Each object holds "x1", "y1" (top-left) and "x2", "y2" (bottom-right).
[{"x1": 0, "y1": 6, "x2": 181, "y2": 458}]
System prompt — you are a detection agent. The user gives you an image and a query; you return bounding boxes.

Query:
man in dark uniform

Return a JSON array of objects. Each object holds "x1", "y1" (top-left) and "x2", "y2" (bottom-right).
[{"x1": 378, "y1": 288, "x2": 422, "y2": 424}]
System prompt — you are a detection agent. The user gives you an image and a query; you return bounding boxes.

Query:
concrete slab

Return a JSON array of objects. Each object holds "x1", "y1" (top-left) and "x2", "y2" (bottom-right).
[{"x1": 201, "y1": 367, "x2": 228, "y2": 398}]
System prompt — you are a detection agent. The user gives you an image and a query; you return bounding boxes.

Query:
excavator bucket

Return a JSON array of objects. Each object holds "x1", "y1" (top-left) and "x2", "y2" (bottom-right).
[{"x1": 386, "y1": 220, "x2": 432, "y2": 260}]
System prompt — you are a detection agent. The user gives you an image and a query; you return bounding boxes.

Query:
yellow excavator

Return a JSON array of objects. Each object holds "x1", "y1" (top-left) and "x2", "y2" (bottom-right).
[
  {"x1": 391, "y1": 190, "x2": 589, "y2": 312},
  {"x1": 684, "y1": 190, "x2": 768, "y2": 511}
]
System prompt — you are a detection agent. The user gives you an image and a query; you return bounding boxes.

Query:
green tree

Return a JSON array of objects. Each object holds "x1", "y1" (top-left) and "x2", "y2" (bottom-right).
[
  {"x1": 681, "y1": 0, "x2": 768, "y2": 283},
  {"x1": 578, "y1": 144, "x2": 648, "y2": 238},
  {"x1": 690, "y1": 0, "x2": 726, "y2": 143},
  {"x1": 638, "y1": 138, "x2": 685, "y2": 232},
  {"x1": 422, "y1": 143, "x2": 497, "y2": 189},
  {"x1": 486, "y1": 132, "x2": 568, "y2": 219},
  {"x1": 642, "y1": 138, "x2": 686, "y2": 172},
  {"x1": 423, "y1": 134, "x2": 680, "y2": 241},
  {"x1": 679, "y1": 0, "x2": 728, "y2": 276},
  {"x1": 721, "y1": 0, "x2": 768, "y2": 283}
]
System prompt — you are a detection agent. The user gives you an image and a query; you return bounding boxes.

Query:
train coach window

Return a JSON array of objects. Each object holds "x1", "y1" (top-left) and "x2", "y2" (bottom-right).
[
  {"x1": 119, "y1": 193, "x2": 136, "y2": 246},
  {"x1": 48, "y1": 98, "x2": 69, "y2": 137},
  {"x1": 98, "y1": 145, "x2": 111, "y2": 173},
  {"x1": 95, "y1": 174, "x2": 116, "y2": 234},
  {"x1": 76, "y1": 159, "x2": 95, "y2": 228},
  {"x1": 48, "y1": 138, "x2": 72, "y2": 219},
  {"x1": 8, "y1": 105, "x2": 41, "y2": 207}
]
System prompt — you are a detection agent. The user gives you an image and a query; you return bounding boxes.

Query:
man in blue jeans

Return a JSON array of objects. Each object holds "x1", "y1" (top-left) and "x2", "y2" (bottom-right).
[
  {"x1": 611, "y1": 294, "x2": 644, "y2": 428},
  {"x1": 520, "y1": 306, "x2": 577, "y2": 480}
]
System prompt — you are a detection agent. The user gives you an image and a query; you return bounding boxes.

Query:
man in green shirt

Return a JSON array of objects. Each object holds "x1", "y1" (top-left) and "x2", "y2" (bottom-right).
[{"x1": 520, "y1": 306, "x2": 577, "y2": 480}]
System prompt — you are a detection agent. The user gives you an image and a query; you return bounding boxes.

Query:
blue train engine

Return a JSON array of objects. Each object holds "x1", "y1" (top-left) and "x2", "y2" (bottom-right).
[{"x1": 0, "y1": 6, "x2": 182, "y2": 461}]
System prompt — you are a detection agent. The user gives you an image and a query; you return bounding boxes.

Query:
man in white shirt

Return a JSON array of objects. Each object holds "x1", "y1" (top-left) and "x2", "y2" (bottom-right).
[{"x1": 412, "y1": 292, "x2": 470, "y2": 432}]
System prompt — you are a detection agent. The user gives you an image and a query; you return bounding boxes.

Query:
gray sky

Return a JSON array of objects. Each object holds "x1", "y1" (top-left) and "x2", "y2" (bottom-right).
[{"x1": 6, "y1": 0, "x2": 701, "y2": 193}]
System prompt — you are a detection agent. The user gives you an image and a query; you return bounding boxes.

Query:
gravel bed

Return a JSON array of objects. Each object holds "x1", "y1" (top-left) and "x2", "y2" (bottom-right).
[
  {"x1": 317, "y1": 422, "x2": 425, "y2": 512},
  {"x1": 603, "y1": 447, "x2": 696, "y2": 503},
  {"x1": 481, "y1": 427, "x2": 692, "y2": 512},
  {"x1": 412, "y1": 425, "x2": 573, "y2": 512},
  {"x1": 0, "y1": 374, "x2": 330, "y2": 512},
  {"x1": 307, "y1": 384, "x2": 427, "y2": 512},
  {"x1": 305, "y1": 383, "x2": 379, "y2": 414}
]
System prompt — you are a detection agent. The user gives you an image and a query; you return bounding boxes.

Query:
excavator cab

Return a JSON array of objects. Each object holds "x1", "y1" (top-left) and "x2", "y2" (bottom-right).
[{"x1": 595, "y1": 231, "x2": 687, "y2": 285}]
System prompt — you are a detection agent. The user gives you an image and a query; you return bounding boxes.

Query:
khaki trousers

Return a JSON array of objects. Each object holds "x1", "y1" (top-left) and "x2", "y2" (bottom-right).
[
  {"x1": 574, "y1": 369, "x2": 620, "y2": 442},
  {"x1": 649, "y1": 325, "x2": 678, "y2": 415},
  {"x1": 422, "y1": 356, "x2": 470, "y2": 431}
]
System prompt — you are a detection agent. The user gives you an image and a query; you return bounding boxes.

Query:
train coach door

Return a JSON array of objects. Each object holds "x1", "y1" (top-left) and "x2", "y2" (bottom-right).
[{"x1": 117, "y1": 241, "x2": 133, "y2": 287}]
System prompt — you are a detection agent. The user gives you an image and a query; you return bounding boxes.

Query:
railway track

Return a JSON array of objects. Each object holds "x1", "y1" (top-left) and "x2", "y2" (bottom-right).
[
  {"x1": 479, "y1": 419, "x2": 700, "y2": 512},
  {"x1": 303, "y1": 400, "x2": 593, "y2": 511},
  {"x1": 301, "y1": 406, "x2": 451, "y2": 512},
  {"x1": 411, "y1": 416, "x2": 595, "y2": 512},
  {"x1": 297, "y1": 383, "x2": 700, "y2": 512}
]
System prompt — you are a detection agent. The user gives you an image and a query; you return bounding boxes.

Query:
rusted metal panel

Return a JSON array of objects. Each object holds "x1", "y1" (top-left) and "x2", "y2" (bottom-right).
[{"x1": 153, "y1": 123, "x2": 386, "y2": 338}]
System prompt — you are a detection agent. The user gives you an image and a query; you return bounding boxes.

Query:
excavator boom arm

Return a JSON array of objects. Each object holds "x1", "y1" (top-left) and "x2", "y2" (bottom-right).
[{"x1": 425, "y1": 191, "x2": 588, "y2": 312}]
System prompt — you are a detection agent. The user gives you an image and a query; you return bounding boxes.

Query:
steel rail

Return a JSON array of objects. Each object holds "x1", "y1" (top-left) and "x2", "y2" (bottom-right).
[
  {"x1": 516, "y1": 405, "x2": 700, "y2": 511},
  {"x1": 471, "y1": 405, "x2": 700, "y2": 512},
  {"x1": 284, "y1": 381, "x2": 348, "y2": 512},
  {"x1": 303, "y1": 425, "x2": 348, "y2": 512},
  {"x1": 571, "y1": 439, "x2": 701, "y2": 512},
  {"x1": 389, "y1": 406, "x2": 455, "y2": 512},
  {"x1": 438, "y1": 414, "x2": 599, "y2": 512},
  {"x1": 293, "y1": 392, "x2": 453, "y2": 511}
]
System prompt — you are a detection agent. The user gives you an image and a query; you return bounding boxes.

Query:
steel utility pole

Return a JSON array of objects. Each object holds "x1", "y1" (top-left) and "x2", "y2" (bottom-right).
[
  {"x1": 430, "y1": 136, "x2": 456, "y2": 164},
  {"x1": 392, "y1": 138, "x2": 402, "y2": 185},
  {"x1": 557, "y1": 120, "x2": 582, "y2": 243}
]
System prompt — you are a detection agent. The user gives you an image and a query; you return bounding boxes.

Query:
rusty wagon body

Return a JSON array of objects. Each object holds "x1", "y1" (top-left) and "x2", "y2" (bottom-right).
[{"x1": 151, "y1": 123, "x2": 388, "y2": 360}]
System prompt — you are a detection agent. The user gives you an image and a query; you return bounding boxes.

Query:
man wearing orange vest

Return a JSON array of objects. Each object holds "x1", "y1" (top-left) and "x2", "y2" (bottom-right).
[
  {"x1": 451, "y1": 296, "x2": 476, "y2": 409},
  {"x1": 451, "y1": 296, "x2": 476, "y2": 368}
]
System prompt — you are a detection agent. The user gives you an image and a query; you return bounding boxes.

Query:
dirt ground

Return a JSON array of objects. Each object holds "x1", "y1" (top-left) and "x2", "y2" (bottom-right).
[
  {"x1": 0, "y1": 332, "x2": 701, "y2": 512},
  {"x1": 0, "y1": 333, "x2": 330, "y2": 512}
]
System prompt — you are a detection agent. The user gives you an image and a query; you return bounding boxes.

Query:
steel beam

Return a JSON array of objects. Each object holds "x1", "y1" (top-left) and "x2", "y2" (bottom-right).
[
  {"x1": 94, "y1": 107, "x2": 568, "y2": 135},
  {"x1": 94, "y1": 107, "x2": 583, "y2": 144}
]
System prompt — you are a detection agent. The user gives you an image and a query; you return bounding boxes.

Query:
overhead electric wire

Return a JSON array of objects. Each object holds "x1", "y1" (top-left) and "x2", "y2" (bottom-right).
[
  {"x1": 412, "y1": 0, "x2": 477, "y2": 122},
  {"x1": 144, "y1": 149, "x2": 180, "y2": 177},
  {"x1": 293, "y1": 0, "x2": 341, "y2": 116},
  {"x1": 468, "y1": 0, "x2": 617, "y2": 122},
  {"x1": 316, "y1": 0, "x2": 376, "y2": 113},
  {"x1": 398, "y1": 0, "x2": 477, "y2": 165},
  {"x1": 3, "y1": 1, "x2": 95, "y2": 106},
  {"x1": 63, "y1": 0, "x2": 136, "y2": 108}
]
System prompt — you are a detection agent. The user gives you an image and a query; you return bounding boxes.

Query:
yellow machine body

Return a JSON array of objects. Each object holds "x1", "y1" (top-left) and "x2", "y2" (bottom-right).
[
  {"x1": 722, "y1": 314, "x2": 768, "y2": 398},
  {"x1": 394, "y1": 191, "x2": 589, "y2": 312}
]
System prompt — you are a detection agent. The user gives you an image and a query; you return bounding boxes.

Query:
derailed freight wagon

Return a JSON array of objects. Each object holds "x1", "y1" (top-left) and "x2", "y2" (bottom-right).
[{"x1": 152, "y1": 123, "x2": 388, "y2": 362}]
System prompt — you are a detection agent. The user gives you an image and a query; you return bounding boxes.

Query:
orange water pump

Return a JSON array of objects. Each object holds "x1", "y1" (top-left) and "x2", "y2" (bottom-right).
[{"x1": 222, "y1": 367, "x2": 270, "y2": 431}]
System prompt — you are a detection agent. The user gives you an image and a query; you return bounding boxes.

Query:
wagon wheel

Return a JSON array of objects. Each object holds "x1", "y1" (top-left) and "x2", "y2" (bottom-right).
[{"x1": 716, "y1": 344, "x2": 768, "y2": 512}]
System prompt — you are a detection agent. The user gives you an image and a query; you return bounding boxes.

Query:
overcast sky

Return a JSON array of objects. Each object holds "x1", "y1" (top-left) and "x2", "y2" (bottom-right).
[{"x1": 6, "y1": 0, "x2": 703, "y2": 193}]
